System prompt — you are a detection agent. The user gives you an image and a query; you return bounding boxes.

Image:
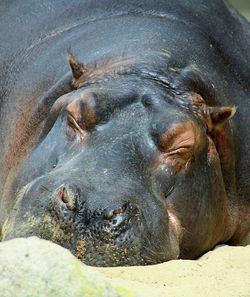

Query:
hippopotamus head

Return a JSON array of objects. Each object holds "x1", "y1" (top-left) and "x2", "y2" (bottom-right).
[{"x1": 2, "y1": 54, "x2": 236, "y2": 266}]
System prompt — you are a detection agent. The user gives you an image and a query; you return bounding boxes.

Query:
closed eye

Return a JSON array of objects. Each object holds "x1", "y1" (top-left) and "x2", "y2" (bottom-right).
[
  {"x1": 67, "y1": 113, "x2": 84, "y2": 134},
  {"x1": 165, "y1": 185, "x2": 174, "y2": 198},
  {"x1": 166, "y1": 146, "x2": 192, "y2": 156},
  {"x1": 159, "y1": 121, "x2": 201, "y2": 156},
  {"x1": 66, "y1": 113, "x2": 88, "y2": 144},
  {"x1": 171, "y1": 136, "x2": 195, "y2": 149}
]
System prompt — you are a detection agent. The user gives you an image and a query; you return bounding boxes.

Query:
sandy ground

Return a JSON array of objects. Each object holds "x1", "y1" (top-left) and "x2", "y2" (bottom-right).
[
  {"x1": 0, "y1": 236, "x2": 249, "y2": 297},
  {"x1": 94, "y1": 245, "x2": 250, "y2": 297}
]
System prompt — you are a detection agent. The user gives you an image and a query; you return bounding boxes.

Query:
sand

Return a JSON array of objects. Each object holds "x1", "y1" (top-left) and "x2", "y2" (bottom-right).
[{"x1": 94, "y1": 245, "x2": 250, "y2": 297}]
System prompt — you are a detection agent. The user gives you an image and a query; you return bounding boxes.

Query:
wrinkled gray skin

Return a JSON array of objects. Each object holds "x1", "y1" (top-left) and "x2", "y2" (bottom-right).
[{"x1": 0, "y1": 0, "x2": 249, "y2": 266}]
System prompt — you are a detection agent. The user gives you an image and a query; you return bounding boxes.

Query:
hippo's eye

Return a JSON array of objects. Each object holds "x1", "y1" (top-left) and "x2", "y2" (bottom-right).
[
  {"x1": 157, "y1": 121, "x2": 202, "y2": 172},
  {"x1": 66, "y1": 113, "x2": 86, "y2": 142},
  {"x1": 68, "y1": 114, "x2": 83, "y2": 132},
  {"x1": 165, "y1": 146, "x2": 192, "y2": 157}
]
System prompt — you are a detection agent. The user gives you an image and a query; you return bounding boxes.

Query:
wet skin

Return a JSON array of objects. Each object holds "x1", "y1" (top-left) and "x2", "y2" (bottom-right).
[{"x1": 0, "y1": 0, "x2": 250, "y2": 266}]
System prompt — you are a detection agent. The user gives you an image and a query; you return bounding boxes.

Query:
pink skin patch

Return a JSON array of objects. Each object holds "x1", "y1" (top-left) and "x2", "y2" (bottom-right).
[{"x1": 167, "y1": 207, "x2": 183, "y2": 243}]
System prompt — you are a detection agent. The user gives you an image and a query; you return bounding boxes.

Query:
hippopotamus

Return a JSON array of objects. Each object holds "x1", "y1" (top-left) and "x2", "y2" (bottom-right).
[{"x1": 0, "y1": 0, "x2": 249, "y2": 266}]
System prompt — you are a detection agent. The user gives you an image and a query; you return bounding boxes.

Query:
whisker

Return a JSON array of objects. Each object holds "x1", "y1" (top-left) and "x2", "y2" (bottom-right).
[{"x1": 40, "y1": 185, "x2": 53, "y2": 193}]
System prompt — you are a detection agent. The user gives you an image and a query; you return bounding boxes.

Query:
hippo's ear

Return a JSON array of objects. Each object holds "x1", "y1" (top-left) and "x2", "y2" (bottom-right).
[
  {"x1": 67, "y1": 50, "x2": 88, "y2": 80},
  {"x1": 191, "y1": 93, "x2": 236, "y2": 132},
  {"x1": 208, "y1": 106, "x2": 236, "y2": 129}
]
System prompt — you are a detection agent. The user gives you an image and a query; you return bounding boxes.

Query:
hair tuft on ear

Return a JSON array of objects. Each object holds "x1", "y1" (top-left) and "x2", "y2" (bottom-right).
[
  {"x1": 67, "y1": 49, "x2": 88, "y2": 80},
  {"x1": 190, "y1": 92, "x2": 236, "y2": 131},
  {"x1": 209, "y1": 106, "x2": 237, "y2": 127}
]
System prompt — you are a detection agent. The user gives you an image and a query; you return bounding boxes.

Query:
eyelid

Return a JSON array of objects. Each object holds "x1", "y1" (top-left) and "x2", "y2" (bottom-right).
[
  {"x1": 159, "y1": 125, "x2": 197, "y2": 154},
  {"x1": 166, "y1": 146, "x2": 192, "y2": 156},
  {"x1": 167, "y1": 137, "x2": 195, "y2": 153}
]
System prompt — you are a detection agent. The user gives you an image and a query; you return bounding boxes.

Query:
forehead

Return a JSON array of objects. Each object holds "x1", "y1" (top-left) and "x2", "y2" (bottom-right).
[{"x1": 68, "y1": 79, "x2": 191, "y2": 124}]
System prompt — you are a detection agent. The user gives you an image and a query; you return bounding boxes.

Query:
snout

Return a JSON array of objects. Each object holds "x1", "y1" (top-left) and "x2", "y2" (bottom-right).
[
  {"x1": 46, "y1": 183, "x2": 148, "y2": 266},
  {"x1": 3, "y1": 178, "x2": 180, "y2": 266}
]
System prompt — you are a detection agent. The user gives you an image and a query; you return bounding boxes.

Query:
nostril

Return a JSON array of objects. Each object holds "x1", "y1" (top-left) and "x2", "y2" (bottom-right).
[
  {"x1": 59, "y1": 187, "x2": 68, "y2": 203},
  {"x1": 57, "y1": 185, "x2": 77, "y2": 211},
  {"x1": 103, "y1": 203, "x2": 128, "y2": 220}
]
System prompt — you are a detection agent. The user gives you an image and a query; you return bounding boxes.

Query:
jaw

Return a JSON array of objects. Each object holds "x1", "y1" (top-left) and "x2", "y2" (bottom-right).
[{"x1": 3, "y1": 215, "x2": 180, "y2": 267}]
